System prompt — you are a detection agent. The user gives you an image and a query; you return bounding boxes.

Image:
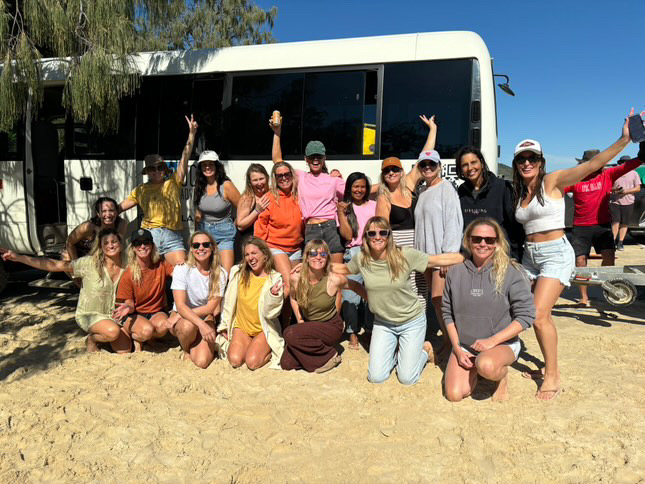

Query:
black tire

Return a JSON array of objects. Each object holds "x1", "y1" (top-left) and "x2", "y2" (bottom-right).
[
  {"x1": 0, "y1": 259, "x2": 8, "y2": 295},
  {"x1": 602, "y1": 278, "x2": 637, "y2": 307}
]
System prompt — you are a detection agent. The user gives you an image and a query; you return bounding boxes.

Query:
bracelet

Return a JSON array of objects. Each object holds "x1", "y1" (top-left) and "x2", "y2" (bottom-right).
[{"x1": 254, "y1": 206, "x2": 262, "y2": 214}]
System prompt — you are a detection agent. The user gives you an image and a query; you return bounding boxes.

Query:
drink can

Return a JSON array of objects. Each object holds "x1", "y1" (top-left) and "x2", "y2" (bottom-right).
[{"x1": 272, "y1": 110, "x2": 281, "y2": 126}]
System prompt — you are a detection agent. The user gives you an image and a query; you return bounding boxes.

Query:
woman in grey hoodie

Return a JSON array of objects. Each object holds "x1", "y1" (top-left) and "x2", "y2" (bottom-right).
[{"x1": 442, "y1": 218, "x2": 535, "y2": 402}]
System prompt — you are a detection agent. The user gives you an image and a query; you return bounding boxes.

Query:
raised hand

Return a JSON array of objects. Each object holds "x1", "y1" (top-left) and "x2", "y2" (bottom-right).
[
  {"x1": 269, "y1": 116, "x2": 282, "y2": 135},
  {"x1": 185, "y1": 114, "x2": 199, "y2": 136},
  {"x1": 419, "y1": 114, "x2": 436, "y2": 130}
]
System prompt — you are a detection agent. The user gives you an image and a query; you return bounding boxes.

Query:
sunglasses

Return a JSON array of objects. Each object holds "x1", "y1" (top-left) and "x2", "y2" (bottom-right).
[
  {"x1": 306, "y1": 155, "x2": 325, "y2": 162},
  {"x1": 367, "y1": 229, "x2": 390, "y2": 238},
  {"x1": 191, "y1": 242, "x2": 212, "y2": 249},
  {"x1": 275, "y1": 172, "x2": 293, "y2": 180},
  {"x1": 146, "y1": 164, "x2": 165, "y2": 173},
  {"x1": 308, "y1": 250, "x2": 328, "y2": 258},
  {"x1": 514, "y1": 155, "x2": 540, "y2": 165},
  {"x1": 419, "y1": 161, "x2": 439, "y2": 170},
  {"x1": 470, "y1": 236, "x2": 497, "y2": 245},
  {"x1": 132, "y1": 240, "x2": 152, "y2": 247},
  {"x1": 382, "y1": 166, "x2": 402, "y2": 175}
]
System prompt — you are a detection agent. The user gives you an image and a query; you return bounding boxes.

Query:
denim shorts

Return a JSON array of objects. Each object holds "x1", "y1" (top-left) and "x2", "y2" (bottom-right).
[
  {"x1": 149, "y1": 227, "x2": 185, "y2": 255},
  {"x1": 522, "y1": 236, "x2": 575, "y2": 287},
  {"x1": 304, "y1": 220, "x2": 344, "y2": 254},
  {"x1": 200, "y1": 219, "x2": 236, "y2": 251},
  {"x1": 270, "y1": 248, "x2": 303, "y2": 261},
  {"x1": 461, "y1": 338, "x2": 521, "y2": 361}
]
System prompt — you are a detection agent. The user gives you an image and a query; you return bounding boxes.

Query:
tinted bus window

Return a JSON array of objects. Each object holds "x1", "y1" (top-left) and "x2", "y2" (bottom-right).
[
  {"x1": 228, "y1": 73, "x2": 304, "y2": 159},
  {"x1": 192, "y1": 78, "x2": 225, "y2": 156},
  {"x1": 381, "y1": 59, "x2": 474, "y2": 160}
]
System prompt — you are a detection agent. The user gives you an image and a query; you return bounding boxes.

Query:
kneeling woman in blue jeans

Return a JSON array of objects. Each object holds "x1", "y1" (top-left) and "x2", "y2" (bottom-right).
[{"x1": 334, "y1": 217, "x2": 463, "y2": 385}]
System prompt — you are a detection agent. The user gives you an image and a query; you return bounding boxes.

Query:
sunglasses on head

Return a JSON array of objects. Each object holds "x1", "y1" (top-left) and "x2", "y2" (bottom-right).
[
  {"x1": 419, "y1": 160, "x2": 439, "y2": 170},
  {"x1": 192, "y1": 242, "x2": 212, "y2": 249},
  {"x1": 275, "y1": 172, "x2": 293, "y2": 180},
  {"x1": 308, "y1": 250, "x2": 328, "y2": 258},
  {"x1": 132, "y1": 240, "x2": 152, "y2": 247},
  {"x1": 382, "y1": 166, "x2": 402, "y2": 175},
  {"x1": 514, "y1": 155, "x2": 540, "y2": 165},
  {"x1": 367, "y1": 229, "x2": 390, "y2": 238},
  {"x1": 470, "y1": 235, "x2": 497, "y2": 245},
  {"x1": 146, "y1": 164, "x2": 165, "y2": 173}
]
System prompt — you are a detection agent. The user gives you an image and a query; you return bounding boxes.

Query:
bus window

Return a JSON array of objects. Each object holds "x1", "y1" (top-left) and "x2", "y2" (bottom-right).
[
  {"x1": 381, "y1": 59, "x2": 474, "y2": 160},
  {"x1": 228, "y1": 72, "x2": 304, "y2": 159},
  {"x1": 192, "y1": 78, "x2": 225, "y2": 156},
  {"x1": 0, "y1": 124, "x2": 21, "y2": 160}
]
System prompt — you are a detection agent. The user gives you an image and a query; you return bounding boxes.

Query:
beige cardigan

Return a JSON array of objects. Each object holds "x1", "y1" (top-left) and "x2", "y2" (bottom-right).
[{"x1": 216, "y1": 265, "x2": 285, "y2": 369}]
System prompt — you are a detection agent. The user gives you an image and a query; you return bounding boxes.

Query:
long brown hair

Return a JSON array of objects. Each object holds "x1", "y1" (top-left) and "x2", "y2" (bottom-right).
[
  {"x1": 359, "y1": 216, "x2": 408, "y2": 281},
  {"x1": 238, "y1": 236, "x2": 275, "y2": 288},
  {"x1": 240, "y1": 163, "x2": 269, "y2": 201},
  {"x1": 295, "y1": 239, "x2": 330, "y2": 310},
  {"x1": 186, "y1": 231, "x2": 223, "y2": 300},
  {"x1": 90, "y1": 228, "x2": 124, "y2": 282},
  {"x1": 512, "y1": 154, "x2": 547, "y2": 207}
]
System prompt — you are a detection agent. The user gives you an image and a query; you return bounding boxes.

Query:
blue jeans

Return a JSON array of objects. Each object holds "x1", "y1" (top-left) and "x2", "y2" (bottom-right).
[
  {"x1": 341, "y1": 246, "x2": 373, "y2": 334},
  {"x1": 368, "y1": 313, "x2": 428, "y2": 385},
  {"x1": 200, "y1": 219, "x2": 236, "y2": 251},
  {"x1": 148, "y1": 227, "x2": 185, "y2": 255}
]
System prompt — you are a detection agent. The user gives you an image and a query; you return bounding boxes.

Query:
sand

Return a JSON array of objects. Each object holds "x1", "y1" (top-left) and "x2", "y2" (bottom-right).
[{"x1": 0, "y1": 247, "x2": 644, "y2": 483}]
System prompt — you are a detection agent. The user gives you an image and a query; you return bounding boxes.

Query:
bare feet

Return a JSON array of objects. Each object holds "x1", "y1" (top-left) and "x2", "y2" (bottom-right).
[
  {"x1": 133, "y1": 340, "x2": 143, "y2": 352},
  {"x1": 348, "y1": 333, "x2": 360, "y2": 350},
  {"x1": 423, "y1": 341, "x2": 435, "y2": 364},
  {"x1": 492, "y1": 375, "x2": 509, "y2": 402},
  {"x1": 314, "y1": 353, "x2": 342, "y2": 374},
  {"x1": 86, "y1": 336, "x2": 100, "y2": 353},
  {"x1": 536, "y1": 373, "x2": 562, "y2": 401}
]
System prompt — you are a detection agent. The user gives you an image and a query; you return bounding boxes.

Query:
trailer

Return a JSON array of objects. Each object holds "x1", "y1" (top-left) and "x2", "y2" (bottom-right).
[{"x1": 572, "y1": 265, "x2": 645, "y2": 306}]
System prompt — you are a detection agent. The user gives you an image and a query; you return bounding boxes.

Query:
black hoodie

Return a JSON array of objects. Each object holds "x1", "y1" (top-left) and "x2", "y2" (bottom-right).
[{"x1": 458, "y1": 172, "x2": 525, "y2": 260}]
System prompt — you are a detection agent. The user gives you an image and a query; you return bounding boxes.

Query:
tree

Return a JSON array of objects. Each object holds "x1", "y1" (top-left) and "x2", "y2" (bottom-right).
[{"x1": 0, "y1": 0, "x2": 277, "y2": 133}]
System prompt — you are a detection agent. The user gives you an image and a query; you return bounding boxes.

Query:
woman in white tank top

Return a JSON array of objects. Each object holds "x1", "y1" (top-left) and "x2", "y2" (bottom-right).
[{"x1": 511, "y1": 116, "x2": 631, "y2": 401}]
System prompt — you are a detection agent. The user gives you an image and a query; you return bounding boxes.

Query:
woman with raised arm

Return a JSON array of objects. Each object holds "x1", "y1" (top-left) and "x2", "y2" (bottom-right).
[
  {"x1": 442, "y1": 218, "x2": 535, "y2": 402},
  {"x1": 337, "y1": 172, "x2": 376, "y2": 349},
  {"x1": 235, "y1": 163, "x2": 271, "y2": 257},
  {"x1": 334, "y1": 216, "x2": 463, "y2": 385},
  {"x1": 193, "y1": 150, "x2": 240, "y2": 274},
  {"x1": 112, "y1": 229, "x2": 174, "y2": 351},
  {"x1": 283, "y1": 240, "x2": 366, "y2": 373},
  {"x1": 1, "y1": 228, "x2": 130, "y2": 353},
  {"x1": 512, "y1": 115, "x2": 632, "y2": 400},
  {"x1": 168, "y1": 231, "x2": 228, "y2": 369},
  {"x1": 119, "y1": 115, "x2": 198, "y2": 266},
  {"x1": 254, "y1": 161, "x2": 303, "y2": 328},
  {"x1": 216, "y1": 237, "x2": 284, "y2": 370},
  {"x1": 270, "y1": 114, "x2": 346, "y2": 264}
]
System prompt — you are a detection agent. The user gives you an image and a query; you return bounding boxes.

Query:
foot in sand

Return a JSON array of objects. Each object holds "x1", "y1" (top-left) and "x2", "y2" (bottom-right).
[
  {"x1": 492, "y1": 376, "x2": 509, "y2": 402},
  {"x1": 315, "y1": 353, "x2": 341, "y2": 374},
  {"x1": 86, "y1": 336, "x2": 100, "y2": 353},
  {"x1": 348, "y1": 333, "x2": 360, "y2": 350},
  {"x1": 423, "y1": 341, "x2": 434, "y2": 364},
  {"x1": 536, "y1": 373, "x2": 562, "y2": 401},
  {"x1": 133, "y1": 340, "x2": 143, "y2": 352}
]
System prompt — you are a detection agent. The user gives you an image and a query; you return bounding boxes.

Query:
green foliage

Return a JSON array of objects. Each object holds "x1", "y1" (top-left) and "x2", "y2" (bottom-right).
[{"x1": 0, "y1": 0, "x2": 277, "y2": 133}]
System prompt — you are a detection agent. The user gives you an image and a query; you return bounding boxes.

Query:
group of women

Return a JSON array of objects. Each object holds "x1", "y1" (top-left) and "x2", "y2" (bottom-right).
[{"x1": 1, "y1": 110, "x2": 639, "y2": 402}]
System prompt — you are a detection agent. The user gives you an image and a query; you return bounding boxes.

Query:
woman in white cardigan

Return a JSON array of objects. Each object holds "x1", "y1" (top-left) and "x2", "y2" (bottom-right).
[{"x1": 217, "y1": 237, "x2": 285, "y2": 370}]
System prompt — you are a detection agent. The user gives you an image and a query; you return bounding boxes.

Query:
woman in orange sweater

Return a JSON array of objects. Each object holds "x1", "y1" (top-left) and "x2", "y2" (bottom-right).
[{"x1": 255, "y1": 161, "x2": 303, "y2": 327}]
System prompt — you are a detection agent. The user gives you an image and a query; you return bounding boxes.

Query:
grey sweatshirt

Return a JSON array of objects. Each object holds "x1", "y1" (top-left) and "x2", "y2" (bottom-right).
[
  {"x1": 442, "y1": 259, "x2": 535, "y2": 347},
  {"x1": 414, "y1": 180, "x2": 463, "y2": 254}
]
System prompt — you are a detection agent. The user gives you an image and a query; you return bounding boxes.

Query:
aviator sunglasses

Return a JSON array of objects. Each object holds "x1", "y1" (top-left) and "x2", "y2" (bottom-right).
[
  {"x1": 419, "y1": 161, "x2": 439, "y2": 170},
  {"x1": 382, "y1": 166, "x2": 402, "y2": 175},
  {"x1": 367, "y1": 229, "x2": 390, "y2": 238},
  {"x1": 308, "y1": 250, "x2": 328, "y2": 258},
  {"x1": 470, "y1": 235, "x2": 497, "y2": 245},
  {"x1": 192, "y1": 242, "x2": 212, "y2": 249}
]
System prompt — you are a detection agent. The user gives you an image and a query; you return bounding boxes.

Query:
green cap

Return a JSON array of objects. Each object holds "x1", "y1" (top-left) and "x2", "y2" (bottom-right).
[{"x1": 305, "y1": 140, "x2": 326, "y2": 157}]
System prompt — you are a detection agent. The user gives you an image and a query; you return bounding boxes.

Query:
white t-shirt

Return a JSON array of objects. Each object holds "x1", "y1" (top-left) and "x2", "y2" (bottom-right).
[{"x1": 171, "y1": 264, "x2": 228, "y2": 310}]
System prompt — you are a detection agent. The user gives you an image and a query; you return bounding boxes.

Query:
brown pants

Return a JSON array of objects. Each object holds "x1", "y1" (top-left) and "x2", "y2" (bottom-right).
[{"x1": 280, "y1": 313, "x2": 344, "y2": 372}]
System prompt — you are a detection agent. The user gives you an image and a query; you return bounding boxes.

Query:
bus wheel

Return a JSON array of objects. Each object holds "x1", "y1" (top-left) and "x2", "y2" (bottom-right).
[{"x1": 0, "y1": 259, "x2": 8, "y2": 295}]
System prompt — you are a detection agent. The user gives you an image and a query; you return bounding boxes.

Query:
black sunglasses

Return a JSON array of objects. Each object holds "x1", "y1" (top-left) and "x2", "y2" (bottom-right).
[
  {"x1": 382, "y1": 166, "x2": 402, "y2": 175},
  {"x1": 514, "y1": 155, "x2": 540, "y2": 165},
  {"x1": 132, "y1": 240, "x2": 152, "y2": 247},
  {"x1": 470, "y1": 236, "x2": 497, "y2": 245},
  {"x1": 146, "y1": 164, "x2": 165, "y2": 173},
  {"x1": 308, "y1": 250, "x2": 328, "y2": 258},
  {"x1": 306, "y1": 155, "x2": 325, "y2": 161},
  {"x1": 367, "y1": 229, "x2": 390, "y2": 238},
  {"x1": 275, "y1": 172, "x2": 293, "y2": 180},
  {"x1": 192, "y1": 242, "x2": 212, "y2": 249},
  {"x1": 419, "y1": 161, "x2": 439, "y2": 170}
]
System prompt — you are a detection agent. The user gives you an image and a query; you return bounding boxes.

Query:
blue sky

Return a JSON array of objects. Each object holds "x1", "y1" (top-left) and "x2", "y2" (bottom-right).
[{"x1": 257, "y1": 0, "x2": 644, "y2": 170}]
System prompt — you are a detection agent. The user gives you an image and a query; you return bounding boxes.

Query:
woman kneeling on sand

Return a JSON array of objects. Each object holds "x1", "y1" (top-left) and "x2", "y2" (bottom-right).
[
  {"x1": 282, "y1": 240, "x2": 366, "y2": 373},
  {"x1": 216, "y1": 237, "x2": 284, "y2": 370},
  {"x1": 1, "y1": 228, "x2": 131, "y2": 353},
  {"x1": 334, "y1": 217, "x2": 463, "y2": 385},
  {"x1": 442, "y1": 218, "x2": 535, "y2": 402},
  {"x1": 167, "y1": 231, "x2": 228, "y2": 369},
  {"x1": 112, "y1": 229, "x2": 173, "y2": 351}
]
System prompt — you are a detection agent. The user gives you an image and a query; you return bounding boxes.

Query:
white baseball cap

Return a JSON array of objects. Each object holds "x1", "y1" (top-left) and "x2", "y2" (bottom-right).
[
  {"x1": 514, "y1": 139, "x2": 542, "y2": 157},
  {"x1": 198, "y1": 150, "x2": 219, "y2": 163}
]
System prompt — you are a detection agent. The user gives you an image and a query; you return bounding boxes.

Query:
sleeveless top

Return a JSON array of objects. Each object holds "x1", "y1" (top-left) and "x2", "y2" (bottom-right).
[
  {"x1": 390, "y1": 196, "x2": 417, "y2": 231},
  {"x1": 515, "y1": 182, "x2": 565, "y2": 235},
  {"x1": 301, "y1": 275, "x2": 337, "y2": 322},
  {"x1": 198, "y1": 189, "x2": 233, "y2": 224}
]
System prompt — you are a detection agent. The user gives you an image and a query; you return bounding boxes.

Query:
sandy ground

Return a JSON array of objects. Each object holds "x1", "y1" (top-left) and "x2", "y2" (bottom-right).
[{"x1": 0, "y1": 246, "x2": 644, "y2": 483}]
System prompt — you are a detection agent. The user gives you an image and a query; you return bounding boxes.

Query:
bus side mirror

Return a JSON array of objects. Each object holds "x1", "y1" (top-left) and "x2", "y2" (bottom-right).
[{"x1": 80, "y1": 177, "x2": 93, "y2": 191}]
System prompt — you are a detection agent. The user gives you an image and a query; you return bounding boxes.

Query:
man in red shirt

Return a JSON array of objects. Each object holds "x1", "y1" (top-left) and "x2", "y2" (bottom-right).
[{"x1": 565, "y1": 149, "x2": 643, "y2": 305}]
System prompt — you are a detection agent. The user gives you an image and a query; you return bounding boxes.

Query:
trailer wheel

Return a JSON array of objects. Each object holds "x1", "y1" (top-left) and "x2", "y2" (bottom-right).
[
  {"x1": 602, "y1": 279, "x2": 637, "y2": 306},
  {"x1": 0, "y1": 259, "x2": 8, "y2": 295}
]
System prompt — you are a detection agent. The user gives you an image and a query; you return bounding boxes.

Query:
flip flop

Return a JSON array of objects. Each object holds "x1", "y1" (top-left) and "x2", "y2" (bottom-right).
[
  {"x1": 535, "y1": 387, "x2": 563, "y2": 401},
  {"x1": 521, "y1": 369, "x2": 544, "y2": 379}
]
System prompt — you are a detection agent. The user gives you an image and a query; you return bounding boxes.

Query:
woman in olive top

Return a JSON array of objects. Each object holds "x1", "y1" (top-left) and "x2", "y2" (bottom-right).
[
  {"x1": 217, "y1": 237, "x2": 285, "y2": 370},
  {"x1": 119, "y1": 115, "x2": 198, "y2": 266},
  {"x1": 334, "y1": 217, "x2": 463, "y2": 385},
  {"x1": 1, "y1": 228, "x2": 130, "y2": 353},
  {"x1": 283, "y1": 240, "x2": 366, "y2": 373}
]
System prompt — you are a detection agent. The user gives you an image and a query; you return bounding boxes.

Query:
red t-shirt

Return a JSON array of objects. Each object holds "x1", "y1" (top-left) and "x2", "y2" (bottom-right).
[
  {"x1": 564, "y1": 159, "x2": 642, "y2": 226},
  {"x1": 116, "y1": 260, "x2": 174, "y2": 314}
]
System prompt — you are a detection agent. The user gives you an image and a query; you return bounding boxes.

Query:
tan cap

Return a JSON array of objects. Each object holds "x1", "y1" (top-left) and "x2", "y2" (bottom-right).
[{"x1": 381, "y1": 157, "x2": 403, "y2": 170}]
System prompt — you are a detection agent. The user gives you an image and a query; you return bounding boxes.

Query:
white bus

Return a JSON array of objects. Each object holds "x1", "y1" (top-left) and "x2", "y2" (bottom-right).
[{"x1": 0, "y1": 31, "x2": 499, "y2": 290}]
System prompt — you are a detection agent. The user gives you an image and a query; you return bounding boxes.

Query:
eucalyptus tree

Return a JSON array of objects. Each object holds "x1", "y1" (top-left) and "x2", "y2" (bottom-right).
[{"x1": 0, "y1": 0, "x2": 277, "y2": 133}]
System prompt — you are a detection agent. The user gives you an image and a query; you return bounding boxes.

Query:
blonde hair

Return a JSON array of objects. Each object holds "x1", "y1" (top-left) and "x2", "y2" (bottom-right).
[
  {"x1": 462, "y1": 218, "x2": 520, "y2": 295},
  {"x1": 126, "y1": 240, "x2": 161, "y2": 286},
  {"x1": 295, "y1": 239, "x2": 330, "y2": 310},
  {"x1": 186, "y1": 231, "x2": 223, "y2": 300},
  {"x1": 238, "y1": 237, "x2": 275, "y2": 288},
  {"x1": 90, "y1": 228, "x2": 123, "y2": 282},
  {"x1": 240, "y1": 163, "x2": 269, "y2": 201},
  {"x1": 378, "y1": 170, "x2": 414, "y2": 203},
  {"x1": 270, "y1": 161, "x2": 298, "y2": 205},
  {"x1": 359, "y1": 216, "x2": 408, "y2": 281}
]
